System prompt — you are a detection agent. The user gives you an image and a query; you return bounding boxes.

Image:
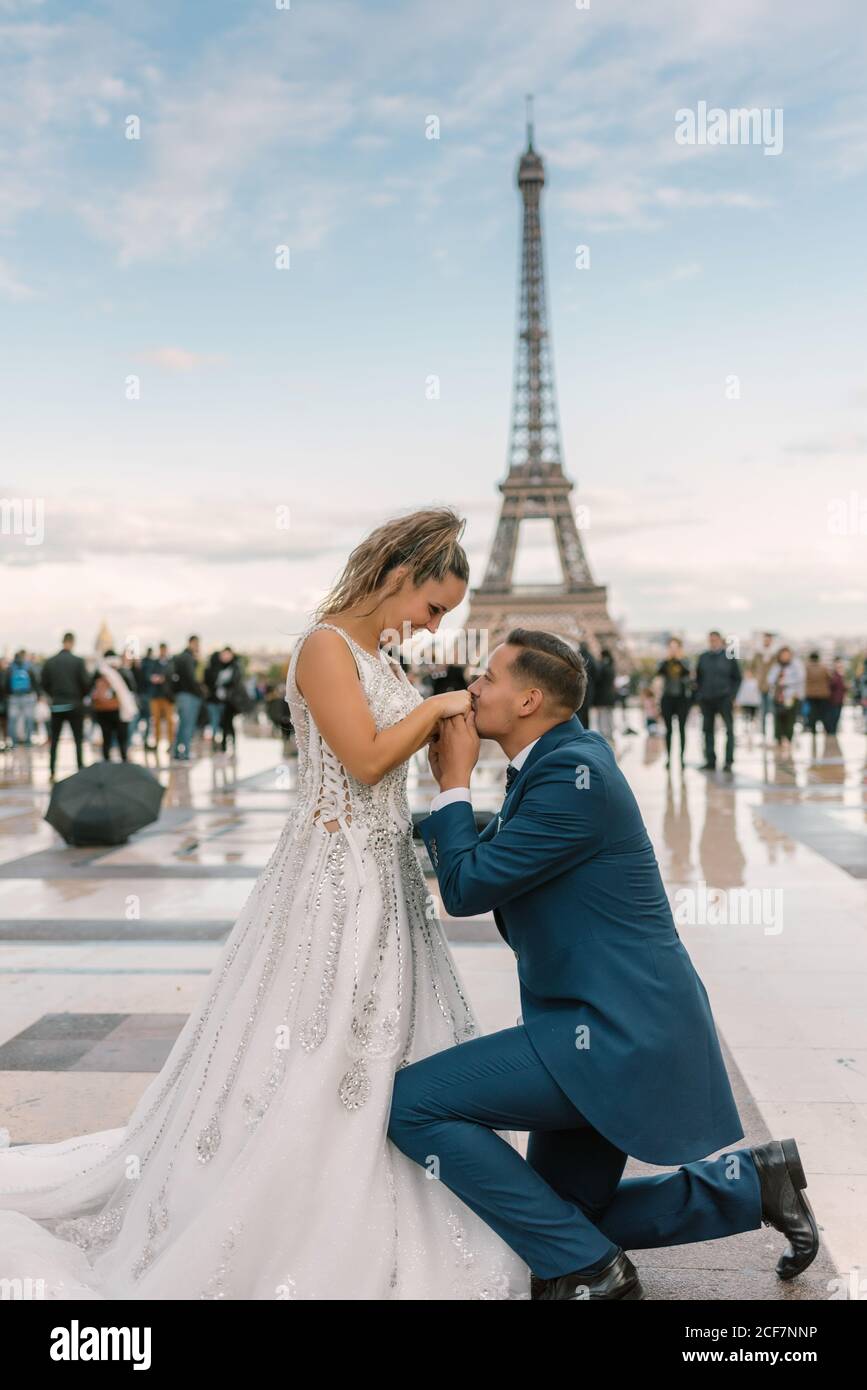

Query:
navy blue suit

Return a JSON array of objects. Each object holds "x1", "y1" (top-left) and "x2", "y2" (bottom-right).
[{"x1": 388, "y1": 716, "x2": 763, "y2": 1280}]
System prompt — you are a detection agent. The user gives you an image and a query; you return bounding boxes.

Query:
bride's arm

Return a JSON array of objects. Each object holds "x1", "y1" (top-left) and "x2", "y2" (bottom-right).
[{"x1": 295, "y1": 629, "x2": 468, "y2": 785}]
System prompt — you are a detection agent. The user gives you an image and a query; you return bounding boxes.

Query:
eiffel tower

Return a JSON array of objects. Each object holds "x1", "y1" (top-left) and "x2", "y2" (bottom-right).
[{"x1": 468, "y1": 99, "x2": 618, "y2": 657}]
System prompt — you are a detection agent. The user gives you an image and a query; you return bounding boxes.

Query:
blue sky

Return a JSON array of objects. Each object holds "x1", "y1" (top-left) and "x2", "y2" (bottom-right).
[{"x1": 2, "y1": 0, "x2": 866, "y2": 654}]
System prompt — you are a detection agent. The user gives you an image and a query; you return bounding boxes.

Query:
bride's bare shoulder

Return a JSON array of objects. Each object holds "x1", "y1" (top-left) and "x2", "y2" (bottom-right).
[{"x1": 294, "y1": 624, "x2": 359, "y2": 700}]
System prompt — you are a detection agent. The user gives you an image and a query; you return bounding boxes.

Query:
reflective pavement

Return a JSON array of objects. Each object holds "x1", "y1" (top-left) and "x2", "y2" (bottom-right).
[{"x1": 0, "y1": 708, "x2": 862, "y2": 1300}]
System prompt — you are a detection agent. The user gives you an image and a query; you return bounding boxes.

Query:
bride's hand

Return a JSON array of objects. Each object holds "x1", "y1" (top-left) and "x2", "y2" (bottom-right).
[{"x1": 428, "y1": 689, "x2": 472, "y2": 720}]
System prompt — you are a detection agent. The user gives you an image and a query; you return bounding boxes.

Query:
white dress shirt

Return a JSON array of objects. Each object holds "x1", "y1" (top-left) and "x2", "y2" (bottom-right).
[{"x1": 429, "y1": 736, "x2": 541, "y2": 814}]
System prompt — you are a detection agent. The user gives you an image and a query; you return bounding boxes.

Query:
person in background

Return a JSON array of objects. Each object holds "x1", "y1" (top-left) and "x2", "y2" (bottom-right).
[
  {"x1": 129, "y1": 646, "x2": 156, "y2": 749},
  {"x1": 754, "y1": 632, "x2": 777, "y2": 742},
  {"x1": 170, "y1": 635, "x2": 205, "y2": 762},
  {"x1": 614, "y1": 672, "x2": 637, "y2": 735},
  {"x1": 695, "y1": 631, "x2": 741, "y2": 774},
  {"x1": 767, "y1": 646, "x2": 806, "y2": 757},
  {"x1": 591, "y1": 647, "x2": 616, "y2": 742},
  {"x1": 5, "y1": 649, "x2": 38, "y2": 747},
  {"x1": 576, "y1": 641, "x2": 596, "y2": 729},
  {"x1": 804, "y1": 651, "x2": 831, "y2": 733},
  {"x1": 90, "y1": 649, "x2": 138, "y2": 761},
  {"x1": 120, "y1": 649, "x2": 140, "y2": 732},
  {"x1": 826, "y1": 658, "x2": 847, "y2": 736},
  {"x1": 858, "y1": 658, "x2": 867, "y2": 734},
  {"x1": 204, "y1": 648, "x2": 228, "y2": 744},
  {"x1": 40, "y1": 632, "x2": 93, "y2": 780},
  {"x1": 210, "y1": 646, "x2": 249, "y2": 752},
  {"x1": 264, "y1": 682, "x2": 294, "y2": 755},
  {"x1": 148, "y1": 642, "x2": 175, "y2": 754},
  {"x1": 655, "y1": 637, "x2": 692, "y2": 769},
  {"x1": 736, "y1": 666, "x2": 761, "y2": 729},
  {"x1": 246, "y1": 671, "x2": 266, "y2": 713},
  {"x1": 641, "y1": 685, "x2": 661, "y2": 736},
  {"x1": 428, "y1": 663, "x2": 469, "y2": 695},
  {"x1": 0, "y1": 658, "x2": 8, "y2": 751},
  {"x1": 33, "y1": 687, "x2": 50, "y2": 745}
]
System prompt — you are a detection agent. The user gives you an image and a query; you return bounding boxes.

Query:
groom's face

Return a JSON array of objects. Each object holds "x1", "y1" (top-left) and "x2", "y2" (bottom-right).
[{"x1": 467, "y1": 644, "x2": 530, "y2": 739}]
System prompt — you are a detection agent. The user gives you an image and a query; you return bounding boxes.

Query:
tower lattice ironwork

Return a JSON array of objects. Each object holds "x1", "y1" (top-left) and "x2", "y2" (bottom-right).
[{"x1": 468, "y1": 98, "x2": 618, "y2": 656}]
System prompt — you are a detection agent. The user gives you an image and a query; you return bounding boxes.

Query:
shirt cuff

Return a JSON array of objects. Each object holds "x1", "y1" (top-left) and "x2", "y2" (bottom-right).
[{"x1": 430, "y1": 786, "x2": 472, "y2": 814}]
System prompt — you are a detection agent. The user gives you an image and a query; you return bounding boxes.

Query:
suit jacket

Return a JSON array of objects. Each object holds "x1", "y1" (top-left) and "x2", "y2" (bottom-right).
[
  {"x1": 418, "y1": 715, "x2": 744, "y2": 1165},
  {"x1": 171, "y1": 649, "x2": 205, "y2": 698},
  {"x1": 39, "y1": 649, "x2": 92, "y2": 709}
]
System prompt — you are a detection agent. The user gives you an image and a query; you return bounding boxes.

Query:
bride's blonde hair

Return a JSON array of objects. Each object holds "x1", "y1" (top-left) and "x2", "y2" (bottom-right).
[{"x1": 315, "y1": 507, "x2": 469, "y2": 621}]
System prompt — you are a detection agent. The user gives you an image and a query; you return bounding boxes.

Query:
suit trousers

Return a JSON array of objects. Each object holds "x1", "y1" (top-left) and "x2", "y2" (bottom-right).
[
  {"x1": 388, "y1": 1024, "x2": 763, "y2": 1280},
  {"x1": 150, "y1": 697, "x2": 175, "y2": 747},
  {"x1": 699, "y1": 695, "x2": 735, "y2": 767},
  {"x1": 48, "y1": 708, "x2": 85, "y2": 776}
]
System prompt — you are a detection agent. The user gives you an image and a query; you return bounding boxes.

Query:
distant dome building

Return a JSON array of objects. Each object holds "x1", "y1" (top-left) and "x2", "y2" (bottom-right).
[{"x1": 94, "y1": 621, "x2": 114, "y2": 655}]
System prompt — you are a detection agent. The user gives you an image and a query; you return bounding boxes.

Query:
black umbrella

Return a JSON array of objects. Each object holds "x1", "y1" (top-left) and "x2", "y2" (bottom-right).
[{"x1": 45, "y1": 762, "x2": 165, "y2": 846}]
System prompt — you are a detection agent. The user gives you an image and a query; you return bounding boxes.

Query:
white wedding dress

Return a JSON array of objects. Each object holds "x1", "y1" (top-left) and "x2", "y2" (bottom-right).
[{"x1": 0, "y1": 621, "x2": 530, "y2": 1299}]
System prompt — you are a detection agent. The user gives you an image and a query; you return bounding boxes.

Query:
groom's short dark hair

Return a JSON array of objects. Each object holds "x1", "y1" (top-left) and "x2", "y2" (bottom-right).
[{"x1": 504, "y1": 629, "x2": 587, "y2": 712}]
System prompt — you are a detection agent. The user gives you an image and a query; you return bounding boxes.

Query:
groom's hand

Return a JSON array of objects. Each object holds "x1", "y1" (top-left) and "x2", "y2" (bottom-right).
[
  {"x1": 433, "y1": 710, "x2": 480, "y2": 791},
  {"x1": 428, "y1": 731, "x2": 443, "y2": 783}
]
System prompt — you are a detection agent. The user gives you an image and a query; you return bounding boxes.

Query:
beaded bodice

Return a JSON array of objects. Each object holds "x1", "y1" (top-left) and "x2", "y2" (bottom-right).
[{"x1": 286, "y1": 621, "x2": 423, "y2": 836}]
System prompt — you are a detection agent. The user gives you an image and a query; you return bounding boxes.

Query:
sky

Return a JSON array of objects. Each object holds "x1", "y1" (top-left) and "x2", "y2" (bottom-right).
[{"x1": 1, "y1": 0, "x2": 866, "y2": 656}]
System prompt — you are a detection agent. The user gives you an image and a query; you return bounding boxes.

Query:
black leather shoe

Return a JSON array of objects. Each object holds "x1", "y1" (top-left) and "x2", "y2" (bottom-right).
[
  {"x1": 532, "y1": 1249, "x2": 645, "y2": 1300},
  {"x1": 751, "y1": 1136, "x2": 819, "y2": 1279}
]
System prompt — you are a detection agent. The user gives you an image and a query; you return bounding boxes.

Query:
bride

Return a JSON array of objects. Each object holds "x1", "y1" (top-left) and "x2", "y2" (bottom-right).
[{"x1": 0, "y1": 507, "x2": 531, "y2": 1300}]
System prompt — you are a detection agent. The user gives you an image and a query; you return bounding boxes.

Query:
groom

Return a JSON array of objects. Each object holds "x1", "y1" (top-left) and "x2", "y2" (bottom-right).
[{"x1": 388, "y1": 629, "x2": 819, "y2": 1300}]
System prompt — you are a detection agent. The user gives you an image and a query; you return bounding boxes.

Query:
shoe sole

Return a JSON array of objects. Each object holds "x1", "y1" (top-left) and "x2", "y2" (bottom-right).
[
  {"x1": 535, "y1": 1270, "x2": 648, "y2": 1300},
  {"x1": 777, "y1": 1137, "x2": 820, "y2": 1281},
  {"x1": 781, "y1": 1136, "x2": 807, "y2": 1190}
]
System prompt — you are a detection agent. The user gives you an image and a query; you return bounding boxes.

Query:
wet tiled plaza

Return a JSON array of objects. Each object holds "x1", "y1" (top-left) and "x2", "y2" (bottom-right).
[{"x1": 1, "y1": 708, "x2": 864, "y2": 1300}]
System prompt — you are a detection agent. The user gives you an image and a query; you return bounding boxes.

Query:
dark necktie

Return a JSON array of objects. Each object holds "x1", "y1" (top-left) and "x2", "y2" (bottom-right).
[{"x1": 504, "y1": 763, "x2": 518, "y2": 793}]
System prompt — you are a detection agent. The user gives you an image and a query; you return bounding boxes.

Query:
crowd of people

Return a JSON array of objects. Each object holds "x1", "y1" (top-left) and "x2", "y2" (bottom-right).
[
  {"x1": 3, "y1": 628, "x2": 866, "y2": 783},
  {"x1": 644, "y1": 630, "x2": 864, "y2": 771},
  {"x1": 0, "y1": 633, "x2": 271, "y2": 780},
  {"x1": 417, "y1": 633, "x2": 867, "y2": 775}
]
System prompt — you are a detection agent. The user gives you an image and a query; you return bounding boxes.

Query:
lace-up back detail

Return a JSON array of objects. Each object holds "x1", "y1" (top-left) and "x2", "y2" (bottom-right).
[
  {"x1": 315, "y1": 745, "x2": 353, "y2": 832},
  {"x1": 286, "y1": 621, "x2": 423, "y2": 838},
  {"x1": 282, "y1": 621, "x2": 431, "y2": 1113}
]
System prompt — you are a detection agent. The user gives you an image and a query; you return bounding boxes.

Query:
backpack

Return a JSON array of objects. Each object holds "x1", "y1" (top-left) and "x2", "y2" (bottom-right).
[
  {"x1": 9, "y1": 664, "x2": 31, "y2": 693},
  {"x1": 91, "y1": 673, "x2": 119, "y2": 711}
]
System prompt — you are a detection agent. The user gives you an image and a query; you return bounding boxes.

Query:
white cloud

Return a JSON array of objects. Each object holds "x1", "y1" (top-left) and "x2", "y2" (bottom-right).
[
  {"x1": 0, "y1": 255, "x2": 35, "y2": 300},
  {"x1": 785, "y1": 435, "x2": 867, "y2": 456},
  {"x1": 654, "y1": 187, "x2": 771, "y2": 210},
  {"x1": 138, "y1": 346, "x2": 228, "y2": 373},
  {"x1": 640, "y1": 260, "x2": 703, "y2": 293},
  {"x1": 818, "y1": 589, "x2": 867, "y2": 604},
  {"x1": 1, "y1": 0, "x2": 859, "y2": 259},
  {"x1": 1, "y1": 0, "x2": 865, "y2": 648}
]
